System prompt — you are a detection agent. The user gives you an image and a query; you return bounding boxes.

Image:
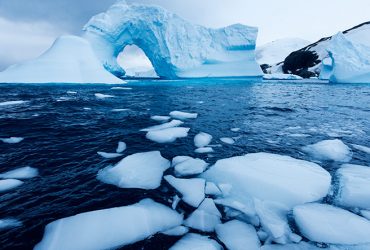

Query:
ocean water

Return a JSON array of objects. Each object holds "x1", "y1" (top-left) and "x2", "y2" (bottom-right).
[{"x1": 0, "y1": 78, "x2": 369, "y2": 249}]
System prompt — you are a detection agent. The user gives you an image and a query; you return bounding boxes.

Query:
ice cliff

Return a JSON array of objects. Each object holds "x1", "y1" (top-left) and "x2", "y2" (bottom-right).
[{"x1": 83, "y1": 0, "x2": 262, "y2": 79}]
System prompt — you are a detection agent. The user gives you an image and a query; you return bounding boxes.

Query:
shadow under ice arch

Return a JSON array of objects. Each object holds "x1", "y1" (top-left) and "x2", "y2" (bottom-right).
[{"x1": 83, "y1": 0, "x2": 262, "y2": 79}]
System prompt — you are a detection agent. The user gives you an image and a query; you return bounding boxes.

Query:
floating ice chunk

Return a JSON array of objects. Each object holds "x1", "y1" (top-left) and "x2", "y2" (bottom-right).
[
  {"x1": 194, "y1": 147, "x2": 214, "y2": 154},
  {"x1": 261, "y1": 242, "x2": 322, "y2": 250},
  {"x1": 35, "y1": 199, "x2": 183, "y2": 250},
  {"x1": 0, "y1": 167, "x2": 38, "y2": 179},
  {"x1": 215, "y1": 220, "x2": 260, "y2": 250},
  {"x1": 164, "y1": 175, "x2": 205, "y2": 207},
  {"x1": 162, "y1": 226, "x2": 189, "y2": 236},
  {"x1": 172, "y1": 156, "x2": 193, "y2": 166},
  {"x1": 83, "y1": 107, "x2": 91, "y2": 110},
  {"x1": 95, "y1": 93, "x2": 115, "y2": 99},
  {"x1": 184, "y1": 198, "x2": 221, "y2": 232},
  {"x1": 194, "y1": 132, "x2": 213, "y2": 148},
  {"x1": 361, "y1": 210, "x2": 370, "y2": 220},
  {"x1": 263, "y1": 73, "x2": 302, "y2": 80},
  {"x1": 302, "y1": 139, "x2": 352, "y2": 162},
  {"x1": 67, "y1": 91, "x2": 77, "y2": 94},
  {"x1": 170, "y1": 233, "x2": 222, "y2": 250},
  {"x1": 111, "y1": 87, "x2": 131, "y2": 90},
  {"x1": 111, "y1": 108, "x2": 129, "y2": 112},
  {"x1": 0, "y1": 137, "x2": 24, "y2": 144},
  {"x1": 231, "y1": 128, "x2": 241, "y2": 132},
  {"x1": 202, "y1": 153, "x2": 331, "y2": 208},
  {"x1": 141, "y1": 120, "x2": 184, "y2": 132},
  {"x1": 205, "y1": 182, "x2": 222, "y2": 196},
  {"x1": 172, "y1": 195, "x2": 181, "y2": 210},
  {"x1": 97, "y1": 152, "x2": 123, "y2": 159},
  {"x1": 220, "y1": 137, "x2": 235, "y2": 145},
  {"x1": 116, "y1": 141, "x2": 126, "y2": 153},
  {"x1": 97, "y1": 151, "x2": 170, "y2": 190},
  {"x1": 151, "y1": 116, "x2": 171, "y2": 122},
  {"x1": 214, "y1": 198, "x2": 258, "y2": 226},
  {"x1": 146, "y1": 127, "x2": 190, "y2": 143},
  {"x1": 169, "y1": 111, "x2": 198, "y2": 120},
  {"x1": 0, "y1": 179, "x2": 23, "y2": 192},
  {"x1": 293, "y1": 203, "x2": 370, "y2": 245},
  {"x1": 173, "y1": 158, "x2": 208, "y2": 177},
  {"x1": 335, "y1": 164, "x2": 370, "y2": 209},
  {"x1": 0, "y1": 100, "x2": 28, "y2": 106},
  {"x1": 0, "y1": 219, "x2": 22, "y2": 230},
  {"x1": 352, "y1": 144, "x2": 370, "y2": 154}
]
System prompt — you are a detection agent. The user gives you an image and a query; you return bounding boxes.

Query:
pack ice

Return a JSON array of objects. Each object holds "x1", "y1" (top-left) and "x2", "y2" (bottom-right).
[
  {"x1": 83, "y1": 0, "x2": 262, "y2": 79},
  {"x1": 35, "y1": 199, "x2": 183, "y2": 250}
]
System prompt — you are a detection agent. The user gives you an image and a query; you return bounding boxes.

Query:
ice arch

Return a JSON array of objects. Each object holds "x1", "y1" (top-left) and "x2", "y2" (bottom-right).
[{"x1": 83, "y1": 0, "x2": 262, "y2": 79}]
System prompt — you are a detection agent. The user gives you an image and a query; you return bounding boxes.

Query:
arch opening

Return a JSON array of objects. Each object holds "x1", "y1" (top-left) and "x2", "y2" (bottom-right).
[{"x1": 117, "y1": 45, "x2": 158, "y2": 78}]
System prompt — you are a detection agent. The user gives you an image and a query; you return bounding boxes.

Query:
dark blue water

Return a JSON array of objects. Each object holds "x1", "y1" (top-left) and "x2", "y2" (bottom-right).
[{"x1": 0, "y1": 79, "x2": 369, "y2": 249}]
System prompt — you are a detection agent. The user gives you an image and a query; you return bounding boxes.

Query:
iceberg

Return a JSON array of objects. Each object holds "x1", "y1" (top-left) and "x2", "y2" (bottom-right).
[
  {"x1": 0, "y1": 36, "x2": 123, "y2": 84},
  {"x1": 0, "y1": 179, "x2": 23, "y2": 192},
  {"x1": 164, "y1": 175, "x2": 205, "y2": 207},
  {"x1": 0, "y1": 167, "x2": 38, "y2": 179},
  {"x1": 83, "y1": 1, "x2": 262, "y2": 79},
  {"x1": 293, "y1": 203, "x2": 370, "y2": 245},
  {"x1": 170, "y1": 233, "x2": 222, "y2": 250},
  {"x1": 202, "y1": 153, "x2": 331, "y2": 209},
  {"x1": 194, "y1": 132, "x2": 213, "y2": 148},
  {"x1": 322, "y1": 32, "x2": 370, "y2": 83},
  {"x1": 215, "y1": 220, "x2": 260, "y2": 250},
  {"x1": 302, "y1": 139, "x2": 352, "y2": 162},
  {"x1": 97, "y1": 151, "x2": 170, "y2": 190},
  {"x1": 146, "y1": 127, "x2": 190, "y2": 143},
  {"x1": 35, "y1": 199, "x2": 183, "y2": 250},
  {"x1": 335, "y1": 164, "x2": 370, "y2": 210}
]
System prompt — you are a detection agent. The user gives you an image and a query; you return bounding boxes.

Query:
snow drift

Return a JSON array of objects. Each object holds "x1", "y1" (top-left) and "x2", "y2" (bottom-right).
[{"x1": 83, "y1": 0, "x2": 262, "y2": 79}]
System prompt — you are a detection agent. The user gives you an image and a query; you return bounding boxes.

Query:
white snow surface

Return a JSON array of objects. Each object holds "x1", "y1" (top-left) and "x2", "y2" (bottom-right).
[
  {"x1": 215, "y1": 220, "x2": 260, "y2": 250},
  {"x1": 97, "y1": 152, "x2": 123, "y2": 159},
  {"x1": 169, "y1": 111, "x2": 198, "y2": 120},
  {"x1": 335, "y1": 164, "x2": 370, "y2": 209},
  {"x1": 97, "y1": 151, "x2": 170, "y2": 189},
  {"x1": 302, "y1": 139, "x2": 352, "y2": 162},
  {"x1": 0, "y1": 36, "x2": 122, "y2": 84},
  {"x1": 83, "y1": 1, "x2": 262, "y2": 79},
  {"x1": 194, "y1": 132, "x2": 213, "y2": 148},
  {"x1": 322, "y1": 32, "x2": 370, "y2": 83},
  {"x1": 293, "y1": 203, "x2": 370, "y2": 245},
  {"x1": 173, "y1": 157, "x2": 208, "y2": 177},
  {"x1": 146, "y1": 127, "x2": 190, "y2": 143},
  {"x1": 0, "y1": 167, "x2": 38, "y2": 179},
  {"x1": 164, "y1": 175, "x2": 205, "y2": 207},
  {"x1": 184, "y1": 198, "x2": 221, "y2": 232},
  {"x1": 256, "y1": 38, "x2": 311, "y2": 65},
  {"x1": 202, "y1": 153, "x2": 331, "y2": 208},
  {"x1": 0, "y1": 179, "x2": 24, "y2": 192},
  {"x1": 170, "y1": 233, "x2": 222, "y2": 250},
  {"x1": 0, "y1": 137, "x2": 24, "y2": 144},
  {"x1": 35, "y1": 199, "x2": 183, "y2": 250}
]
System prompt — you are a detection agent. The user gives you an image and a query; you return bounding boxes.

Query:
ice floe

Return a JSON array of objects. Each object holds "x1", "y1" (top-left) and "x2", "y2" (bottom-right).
[
  {"x1": 202, "y1": 153, "x2": 331, "y2": 208},
  {"x1": 111, "y1": 87, "x2": 131, "y2": 90},
  {"x1": 146, "y1": 127, "x2": 190, "y2": 143},
  {"x1": 169, "y1": 111, "x2": 198, "y2": 120},
  {"x1": 302, "y1": 139, "x2": 352, "y2": 162},
  {"x1": 35, "y1": 199, "x2": 183, "y2": 250},
  {"x1": 335, "y1": 164, "x2": 370, "y2": 209},
  {"x1": 97, "y1": 151, "x2": 170, "y2": 189},
  {"x1": 150, "y1": 115, "x2": 171, "y2": 122},
  {"x1": 194, "y1": 132, "x2": 213, "y2": 148},
  {"x1": 0, "y1": 179, "x2": 24, "y2": 192},
  {"x1": 205, "y1": 182, "x2": 222, "y2": 196},
  {"x1": 0, "y1": 219, "x2": 22, "y2": 230},
  {"x1": 184, "y1": 198, "x2": 221, "y2": 232},
  {"x1": 216, "y1": 220, "x2": 260, "y2": 250},
  {"x1": 164, "y1": 175, "x2": 205, "y2": 207},
  {"x1": 170, "y1": 233, "x2": 222, "y2": 250},
  {"x1": 97, "y1": 152, "x2": 123, "y2": 159},
  {"x1": 0, "y1": 137, "x2": 24, "y2": 144},
  {"x1": 161, "y1": 226, "x2": 189, "y2": 236},
  {"x1": 231, "y1": 128, "x2": 241, "y2": 132},
  {"x1": 95, "y1": 93, "x2": 115, "y2": 99},
  {"x1": 141, "y1": 120, "x2": 184, "y2": 132},
  {"x1": 220, "y1": 137, "x2": 235, "y2": 145},
  {"x1": 194, "y1": 147, "x2": 214, "y2": 154},
  {"x1": 0, "y1": 100, "x2": 28, "y2": 106},
  {"x1": 293, "y1": 203, "x2": 370, "y2": 245},
  {"x1": 0, "y1": 167, "x2": 38, "y2": 179},
  {"x1": 172, "y1": 157, "x2": 208, "y2": 177},
  {"x1": 351, "y1": 144, "x2": 370, "y2": 154},
  {"x1": 116, "y1": 141, "x2": 126, "y2": 153}
]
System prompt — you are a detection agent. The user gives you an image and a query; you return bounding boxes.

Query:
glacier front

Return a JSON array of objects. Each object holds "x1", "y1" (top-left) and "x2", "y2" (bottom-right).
[{"x1": 83, "y1": 0, "x2": 262, "y2": 79}]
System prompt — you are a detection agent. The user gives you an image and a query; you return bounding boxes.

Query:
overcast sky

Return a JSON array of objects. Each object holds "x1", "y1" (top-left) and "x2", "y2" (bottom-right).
[{"x1": 0, "y1": 0, "x2": 369, "y2": 70}]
